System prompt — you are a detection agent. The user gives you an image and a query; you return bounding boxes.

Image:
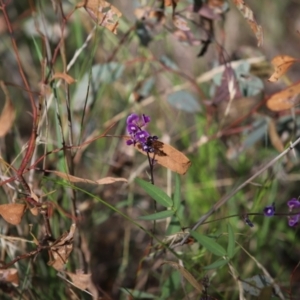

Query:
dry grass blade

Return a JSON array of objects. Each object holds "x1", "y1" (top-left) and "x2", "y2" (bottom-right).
[
  {"x1": 0, "y1": 81, "x2": 16, "y2": 137},
  {"x1": 47, "y1": 170, "x2": 127, "y2": 184},
  {"x1": 0, "y1": 204, "x2": 26, "y2": 225},
  {"x1": 162, "y1": 261, "x2": 203, "y2": 293},
  {"x1": 268, "y1": 55, "x2": 298, "y2": 82},
  {"x1": 268, "y1": 119, "x2": 284, "y2": 152}
]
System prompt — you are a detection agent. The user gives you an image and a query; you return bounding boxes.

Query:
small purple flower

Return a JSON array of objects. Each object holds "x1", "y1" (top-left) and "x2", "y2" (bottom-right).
[
  {"x1": 126, "y1": 113, "x2": 139, "y2": 125},
  {"x1": 126, "y1": 113, "x2": 158, "y2": 153},
  {"x1": 263, "y1": 203, "x2": 275, "y2": 217},
  {"x1": 287, "y1": 198, "x2": 300, "y2": 227},
  {"x1": 288, "y1": 215, "x2": 300, "y2": 227},
  {"x1": 136, "y1": 130, "x2": 149, "y2": 143},
  {"x1": 287, "y1": 198, "x2": 300, "y2": 210}
]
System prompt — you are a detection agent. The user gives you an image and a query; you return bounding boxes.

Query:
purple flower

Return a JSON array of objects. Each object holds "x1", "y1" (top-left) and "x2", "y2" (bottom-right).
[
  {"x1": 136, "y1": 130, "x2": 149, "y2": 143},
  {"x1": 263, "y1": 203, "x2": 275, "y2": 217},
  {"x1": 287, "y1": 198, "x2": 300, "y2": 209},
  {"x1": 287, "y1": 198, "x2": 300, "y2": 227},
  {"x1": 126, "y1": 113, "x2": 158, "y2": 153},
  {"x1": 288, "y1": 215, "x2": 300, "y2": 227}
]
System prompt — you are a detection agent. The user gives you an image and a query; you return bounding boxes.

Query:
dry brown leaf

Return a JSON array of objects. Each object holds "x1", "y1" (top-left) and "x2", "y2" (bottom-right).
[
  {"x1": 78, "y1": 0, "x2": 122, "y2": 34},
  {"x1": 268, "y1": 119, "x2": 284, "y2": 152},
  {"x1": 51, "y1": 72, "x2": 76, "y2": 84},
  {"x1": 47, "y1": 170, "x2": 127, "y2": 184},
  {"x1": 65, "y1": 271, "x2": 92, "y2": 291},
  {"x1": 48, "y1": 224, "x2": 76, "y2": 271},
  {"x1": 233, "y1": 0, "x2": 263, "y2": 47},
  {"x1": 0, "y1": 82, "x2": 16, "y2": 137},
  {"x1": 0, "y1": 268, "x2": 19, "y2": 286},
  {"x1": 173, "y1": 15, "x2": 190, "y2": 31},
  {"x1": 165, "y1": 0, "x2": 179, "y2": 7},
  {"x1": 125, "y1": 137, "x2": 191, "y2": 174},
  {"x1": 266, "y1": 81, "x2": 300, "y2": 111},
  {"x1": 0, "y1": 204, "x2": 26, "y2": 225},
  {"x1": 162, "y1": 261, "x2": 203, "y2": 293},
  {"x1": 268, "y1": 55, "x2": 298, "y2": 82}
]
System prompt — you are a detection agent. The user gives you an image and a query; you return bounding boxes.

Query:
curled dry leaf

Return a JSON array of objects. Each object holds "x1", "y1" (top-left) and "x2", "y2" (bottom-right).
[
  {"x1": 0, "y1": 82, "x2": 16, "y2": 137},
  {"x1": 266, "y1": 81, "x2": 300, "y2": 111},
  {"x1": 47, "y1": 170, "x2": 127, "y2": 184},
  {"x1": 125, "y1": 137, "x2": 191, "y2": 174},
  {"x1": 268, "y1": 55, "x2": 298, "y2": 82},
  {"x1": 0, "y1": 268, "x2": 19, "y2": 286},
  {"x1": 78, "y1": 0, "x2": 122, "y2": 34},
  {"x1": 65, "y1": 271, "x2": 92, "y2": 291},
  {"x1": 51, "y1": 72, "x2": 76, "y2": 84},
  {"x1": 162, "y1": 261, "x2": 203, "y2": 293},
  {"x1": 0, "y1": 204, "x2": 26, "y2": 225},
  {"x1": 233, "y1": 0, "x2": 263, "y2": 47},
  {"x1": 48, "y1": 224, "x2": 76, "y2": 271},
  {"x1": 173, "y1": 15, "x2": 190, "y2": 31}
]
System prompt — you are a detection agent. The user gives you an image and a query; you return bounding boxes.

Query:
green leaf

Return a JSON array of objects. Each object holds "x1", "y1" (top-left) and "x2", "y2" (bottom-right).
[
  {"x1": 167, "y1": 90, "x2": 201, "y2": 113},
  {"x1": 135, "y1": 178, "x2": 173, "y2": 207},
  {"x1": 191, "y1": 232, "x2": 226, "y2": 257},
  {"x1": 173, "y1": 174, "x2": 181, "y2": 211},
  {"x1": 139, "y1": 210, "x2": 174, "y2": 221},
  {"x1": 227, "y1": 223, "x2": 235, "y2": 258},
  {"x1": 120, "y1": 288, "x2": 155, "y2": 299},
  {"x1": 203, "y1": 259, "x2": 228, "y2": 270}
]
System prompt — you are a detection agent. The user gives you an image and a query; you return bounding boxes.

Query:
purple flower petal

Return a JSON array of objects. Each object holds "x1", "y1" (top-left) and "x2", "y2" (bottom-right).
[
  {"x1": 126, "y1": 139, "x2": 134, "y2": 146},
  {"x1": 263, "y1": 204, "x2": 275, "y2": 217},
  {"x1": 127, "y1": 114, "x2": 139, "y2": 125},
  {"x1": 288, "y1": 215, "x2": 300, "y2": 227},
  {"x1": 287, "y1": 198, "x2": 300, "y2": 210},
  {"x1": 142, "y1": 114, "x2": 151, "y2": 124},
  {"x1": 127, "y1": 124, "x2": 138, "y2": 134},
  {"x1": 136, "y1": 130, "x2": 149, "y2": 143}
]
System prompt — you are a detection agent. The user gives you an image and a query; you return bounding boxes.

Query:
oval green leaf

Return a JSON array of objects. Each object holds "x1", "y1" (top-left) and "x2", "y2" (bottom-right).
[
  {"x1": 203, "y1": 259, "x2": 228, "y2": 270},
  {"x1": 191, "y1": 231, "x2": 226, "y2": 257},
  {"x1": 135, "y1": 178, "x2": 173, "y2": 207},
  {"x1": 139, "y1": 210, "x2": 174, "y2": 221}
]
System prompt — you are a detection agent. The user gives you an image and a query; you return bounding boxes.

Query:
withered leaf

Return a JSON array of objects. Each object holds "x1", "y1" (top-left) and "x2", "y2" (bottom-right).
[
  {"x1": 0, "y1": 268, "x2": 19, "y2": 286},
  {"x1": 0, "y1": 204, "x2": 26, "y2": 225},
  {"x1": 268, "y1": 55, "x2": 298, "y2": 82},
  {"x1": 162, "y1": 261, "x2": 203, "y2": 293},
  {"x1": 233, "y1": 0, "x2": 263, "y2": 47},
  {"x1": 65, "y1": 271, "x2": 92, "y2": 291},
  {"x1": 78, "y1": 0, "x2": 122, "y2": 34},
  {"x1": 173, "y1": 15, "x2": 190, "y2": 31},
  {"x1": 51, "y1": 72, "x2": 76, "y2": 84},
  {"x1": 47, "y1": 170, "x2": 127, "y2": 184},
  {"x1": 48, "y1": 224, "x2": 76, "y2": 271},
  {"x1": 266, "y1": 81, "x2": 300, "y2": 111},
  {"x1": 0, "y1": 82, "x2": 16, "y2": 137},
  {"x1": 125, "y1": 137, "x2": 191, "y2": 174}
]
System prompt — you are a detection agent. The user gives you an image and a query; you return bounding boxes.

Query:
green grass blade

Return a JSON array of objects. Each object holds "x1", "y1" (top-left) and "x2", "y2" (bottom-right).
[{"x1": 227, "y1": 223, "x2": 235, "y2": 258}]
